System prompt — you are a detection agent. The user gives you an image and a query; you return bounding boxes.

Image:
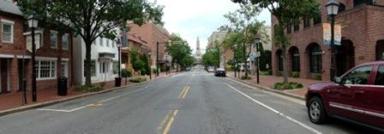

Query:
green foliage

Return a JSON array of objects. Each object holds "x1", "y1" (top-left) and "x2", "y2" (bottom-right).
[
  {"x1": 292, "y1": 72, "x2": 300, "y2": 78},
  {"x1": 121, "y1": 69, "x2": 132, "y2": 78},
  {"x1": 18, "y1": 0, "x2": 163, "y2": 86},
  {"x1": 260, "y1": 70, "x2": 272, "y2": 76},
  {"x1": 241, "y1": 76, "x2": 252, "y2": 80},
  {"x1": 273, "y1": 82, "x2": 304, "y2": 90},
  {"x1": 76, "y1": 84, "x2": 103, "y2": 92},
  {"x1": 140, "y1": 54, "x2": 150, "y2": 75},
  {"x1": 166, "y1": 34, "x2": 194, "y2": 70},
  {"x1": 314, "y1": 73, "x2": 322, "y2": 80},
  {"x1": 129, "y1": 76, "x2": 147, "y2": 83},
  {"x1": 202, "y1": 47, "x2": 220, "y2": 67},
  {"x1": 130, "y1": 49, "x2": 144, "y2": 72}
]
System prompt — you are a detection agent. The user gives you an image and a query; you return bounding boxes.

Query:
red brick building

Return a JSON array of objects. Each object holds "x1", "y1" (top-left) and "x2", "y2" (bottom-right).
[
  {"x1": 272, "y1": 0, "x2": 384, "y2": 81},
  {"x1": 121, "y1": 33, "x2": 151, "y2": 74},
  {"x1": 0, "y1": 0, "x2": 73, "y2": 94},
  {"x1": 127, "y1": 22, "x2": 170, "y2": 69}
]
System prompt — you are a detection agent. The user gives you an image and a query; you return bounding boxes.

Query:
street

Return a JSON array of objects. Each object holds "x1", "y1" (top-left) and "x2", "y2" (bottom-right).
[{"x1": 0, "y1": 68, "x2": 381, "y2": 134}]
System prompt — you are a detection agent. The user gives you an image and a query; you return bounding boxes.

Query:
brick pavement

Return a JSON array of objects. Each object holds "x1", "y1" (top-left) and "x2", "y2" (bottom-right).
[
  {"x1": 228, "y1": 72, "x2": 323, "y2": 98},
  {"x1": 0, "y1": 72, "x2": 176, "y2": 112}
]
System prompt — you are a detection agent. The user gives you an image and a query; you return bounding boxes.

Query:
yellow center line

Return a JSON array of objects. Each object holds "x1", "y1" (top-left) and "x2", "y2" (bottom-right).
[
  {"x1": 178, "y1": 86, "x2": 187, "y2": 99},
  {"x1": 158, "y1": 85, "x2": 191, "y2": 134},
  {"x1": 162, "y1": 110, "x2": 179, "y2": 134},
  {"x1": 181, "y1": 86, "x2": 190, "y2": 99}
]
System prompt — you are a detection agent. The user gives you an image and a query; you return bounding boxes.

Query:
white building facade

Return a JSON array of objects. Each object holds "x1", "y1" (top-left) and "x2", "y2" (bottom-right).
[{"x1": 73, "y1": 36, "x2": 119, "y2": 85}]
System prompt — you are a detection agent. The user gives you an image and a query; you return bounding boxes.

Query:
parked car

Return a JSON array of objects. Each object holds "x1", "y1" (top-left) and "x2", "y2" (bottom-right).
[
  {"x1": 306, "y1": 61, "x2": 384, "y2": 131},
  {"x1": 215, "y1": 68, "x2": 226, "y2": 77}
]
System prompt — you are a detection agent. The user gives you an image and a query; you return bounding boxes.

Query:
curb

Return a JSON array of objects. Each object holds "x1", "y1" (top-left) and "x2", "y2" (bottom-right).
[
  {"x1": 227, "y1": 77, "x2": 306, "y2": 101},
  {"x1": 0, "y1": 81, "x2": 149, "y2": 117}
]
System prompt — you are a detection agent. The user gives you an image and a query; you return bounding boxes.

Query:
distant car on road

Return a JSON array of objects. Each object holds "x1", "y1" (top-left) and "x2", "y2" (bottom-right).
[
  {"x1": 207, "y1": 66, "x2": 215, "y2": 72},
  {"x1": 306, "y1": 61, "x2": 384, "y2": 131},
  {"x1": 214, "y1": 68, "x2": 226, "y2": 77}
]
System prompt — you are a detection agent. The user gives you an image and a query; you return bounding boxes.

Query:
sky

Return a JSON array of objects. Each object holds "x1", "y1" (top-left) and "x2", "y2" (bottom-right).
[{"x1": 155, "y1": 0, "x2": 271, "y2": 53}]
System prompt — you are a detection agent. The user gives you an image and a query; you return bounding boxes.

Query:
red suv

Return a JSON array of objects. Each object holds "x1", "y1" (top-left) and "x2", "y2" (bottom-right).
[{"x1": 306, "y1": 61, "x2": 384, "y2": 131}]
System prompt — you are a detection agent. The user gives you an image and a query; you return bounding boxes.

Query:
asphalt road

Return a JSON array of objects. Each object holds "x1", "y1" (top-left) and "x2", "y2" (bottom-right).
[{"x1": 0, "y1": 68, "x2": 381, "y2": 134}]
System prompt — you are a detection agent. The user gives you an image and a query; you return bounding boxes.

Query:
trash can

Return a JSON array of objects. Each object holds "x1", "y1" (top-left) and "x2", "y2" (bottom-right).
[
  {"x1": 58, "y1": 77, "x2": 68, "y2": 96},
  {"x1": 115, "y1": 77, "x2": 122, "y2": 87}
]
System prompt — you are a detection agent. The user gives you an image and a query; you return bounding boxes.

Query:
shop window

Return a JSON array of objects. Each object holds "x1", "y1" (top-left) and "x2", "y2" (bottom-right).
[{"x1": 36, "y1": 60, "x2": 56, "y2": 80}]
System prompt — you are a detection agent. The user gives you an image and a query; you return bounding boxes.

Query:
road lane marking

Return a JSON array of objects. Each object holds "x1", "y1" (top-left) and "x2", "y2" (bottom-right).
[
  {"x1": 162, "y1": 110, "x2": 178, "y2": 134},
  {"x1": 226, "y1": 78, "x2": 305, "y2": 105},
  {"x1": 37, "y1": 86, "x2": 152, "y2": 113},
  {"x1": 178, "y1": 87, "x2": 188, "y2": 99},
  {"x1": 181, "y1": 86, "x2": 190, "y2": 99},
  {"x1": 225, "y1": 83, "x2": 322, "y2": 134}
]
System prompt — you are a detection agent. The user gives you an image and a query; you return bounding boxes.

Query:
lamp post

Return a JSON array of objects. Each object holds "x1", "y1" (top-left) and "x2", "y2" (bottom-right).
[
  {"x1": 255, "y1": 35, "x2": 261, "y2": 84},
  {"x1": 28, "y1": 15, "x2": 38, "y2": 102},
  {"x1": 233, "y1": 44, "x2": 237, "y2": 78},
  {"x1": 115, "y1": 38, "x2": 122, "y2": 87},
  {"x1": 326, "y1": 0, "x2": 339, "y2": 81},
  {"x1": 156, "y1": 42, "x2": 159, "y2": 77},
  {"x1": 148, "y1": 53, "x2": 152, "y2": 79}
]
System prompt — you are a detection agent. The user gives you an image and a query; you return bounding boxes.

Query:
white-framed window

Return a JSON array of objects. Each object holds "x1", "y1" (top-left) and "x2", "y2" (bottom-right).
[
  {"x1": 100, "y1": 38, "x2": 103, "y2": 46},
  {"x1": 35, "y1": 60, "x2": 57, "y2": 80},
  {"x1": 26, "y1": 34, "x2": 42, "y2": 51},
  {"x1": 61, "y1": 61, "x2": 68, "y2": 77},
  {"x1": 106, "y1": 40, "x2": 110, "y2": 47},
  {"x1": 100, "y1": 62, "x2": 110, "y2": 74},
  {"x1": 1, "y1": 19, "x2": 14, "y2": 43},
  {"x1": 50, "y1": 30, "x2": 58, "y2": 48},
  {"x1": 113, "y1": 61, "x2": 119, "y2": 74},
  {"x1": 62, "y1": 33, "x2": 69, "y2": 50}
]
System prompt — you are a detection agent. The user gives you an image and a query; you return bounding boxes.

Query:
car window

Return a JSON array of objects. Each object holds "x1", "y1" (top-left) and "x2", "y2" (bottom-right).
[
  {"x1": 375, "y1": 65, "x2": 384, "y2": 86},
  {"x1": 342, "y1": 66, "x2": 372, "y2": 85}
]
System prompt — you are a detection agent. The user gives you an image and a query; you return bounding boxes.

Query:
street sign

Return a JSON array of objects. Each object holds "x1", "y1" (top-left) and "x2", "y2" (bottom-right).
[
  {"x1": 323, "y1": 23, "x2": 341, "y2": 46},
  {"x1": 26, "y1": 34, "x2": 41, "y2": 52}
]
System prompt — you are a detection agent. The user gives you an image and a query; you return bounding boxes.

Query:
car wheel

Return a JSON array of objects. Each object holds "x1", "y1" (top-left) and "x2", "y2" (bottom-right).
[{"x1": 308, "y1": 97, "x2": 327, "y2": 124}]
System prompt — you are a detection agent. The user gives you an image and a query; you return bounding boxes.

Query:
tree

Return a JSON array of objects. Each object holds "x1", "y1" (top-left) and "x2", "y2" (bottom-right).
[
  {"x1": 166, "y1": 34, "x2": 194, "y2": 71},
  {"x1": 130, "y1": 49, "x2": 144, "y2": 74},
  {"x1": 140, "y1": 54, "x2": 151, "y2": 75},
  {"x1": 221, "y1": 2, "x2": 265, "y2": 78},
  {"x1": 18, "y1": 0, "x2": 163, "y2": 86},
  {"x1": 202, "y1": 47, "x2": 220, "y2": 68},
  {"x1": 232, "y1": 0, "x2": 319, "y2": 83}
]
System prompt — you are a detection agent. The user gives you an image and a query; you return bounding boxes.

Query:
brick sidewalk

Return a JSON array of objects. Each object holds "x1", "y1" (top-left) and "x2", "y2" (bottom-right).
[
  {"x1": 0, "y1": 72, "x2": 177, "y2": 112},
  {"x1": 228, "y1": 72, "x2": 323, "y2": 98}
]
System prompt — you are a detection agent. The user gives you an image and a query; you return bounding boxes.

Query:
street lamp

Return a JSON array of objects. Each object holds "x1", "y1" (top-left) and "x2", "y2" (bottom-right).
[
  {"x1": 115, "y1": 38, "x2": 122, "y2": 87},
  {"x1": 254, "y1": 35, "x2": 261, "y2": 84},
  {"x1": 326, "y1": 0, "x2": 339, "y2": 81},
  {"x1": 233, "y1": 44, "x2": 237, "y2": 78},
  {"x1": 148, "y1": 53, "x2": 152, "y2": 79},
  {"x1": 28, "y1": 14, "x2": 38, "y2": 102},
  {"x1": 156, "y1": 42, "x2": 160, "y2": 77}
]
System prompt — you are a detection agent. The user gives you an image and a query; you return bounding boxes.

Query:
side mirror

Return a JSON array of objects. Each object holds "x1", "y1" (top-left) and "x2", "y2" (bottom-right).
[{"x1": 335, "y1": 77, "x2": 342, "y2": 84}]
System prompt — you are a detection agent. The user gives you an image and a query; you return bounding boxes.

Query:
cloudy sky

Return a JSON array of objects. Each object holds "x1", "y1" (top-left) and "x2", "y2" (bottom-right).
[{"x1": 155, "y1": 0, "x2": 271, "y2": 53}]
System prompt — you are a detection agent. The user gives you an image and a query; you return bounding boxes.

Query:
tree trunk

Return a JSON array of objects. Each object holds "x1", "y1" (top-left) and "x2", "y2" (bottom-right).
[
  {"x1": 282, "y1": 47, "x2": 289, "y2": 84},
  {"x1": 85, "y1": 42, "x2": 92, "y2": 86}
]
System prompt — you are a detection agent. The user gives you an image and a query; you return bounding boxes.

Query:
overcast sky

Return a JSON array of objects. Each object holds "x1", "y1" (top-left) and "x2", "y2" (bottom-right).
[{"x1": 155, "y1": 0, "x2": 271, "y2": 53}]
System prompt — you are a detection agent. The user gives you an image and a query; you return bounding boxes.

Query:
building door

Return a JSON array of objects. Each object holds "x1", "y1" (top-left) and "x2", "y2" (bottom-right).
[
  {"x1": 336, "y1": 40, "x2": 355, "y2": 76},
  {"x1": 0, "y1": 59, "x2": 9, "y2": 93}
]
